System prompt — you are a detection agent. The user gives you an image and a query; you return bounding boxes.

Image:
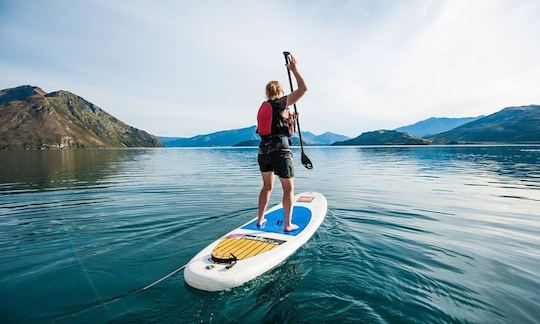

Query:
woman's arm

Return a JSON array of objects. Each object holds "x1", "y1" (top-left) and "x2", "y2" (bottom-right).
[{"x1": 285, "y1": 56, "x2": 307, "y2": 107}]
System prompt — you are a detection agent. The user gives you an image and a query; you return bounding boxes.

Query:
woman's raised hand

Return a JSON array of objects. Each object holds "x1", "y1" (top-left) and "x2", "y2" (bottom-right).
[{"x1": 285, "y1": 55, "x2": 298, "y2": 72}]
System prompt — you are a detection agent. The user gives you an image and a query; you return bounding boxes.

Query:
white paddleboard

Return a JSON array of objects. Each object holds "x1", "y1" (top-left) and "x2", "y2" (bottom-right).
[{"x1": 184, "y1": 192, "x2": 327, "y2": 291}]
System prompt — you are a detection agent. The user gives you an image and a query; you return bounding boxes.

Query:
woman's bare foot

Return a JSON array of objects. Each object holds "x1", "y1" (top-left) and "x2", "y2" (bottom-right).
[
  {"x1": 284, "y1": 224, "x2": 298, "y2": 232},
  {"x1": 257, "y1": 217, "x2": 267, "y2": 226}
]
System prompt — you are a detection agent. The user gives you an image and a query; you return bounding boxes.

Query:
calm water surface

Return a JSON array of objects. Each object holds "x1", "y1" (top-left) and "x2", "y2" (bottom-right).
[{"x1": 0, "y1": 146, "x2": 539, "y2": 323}]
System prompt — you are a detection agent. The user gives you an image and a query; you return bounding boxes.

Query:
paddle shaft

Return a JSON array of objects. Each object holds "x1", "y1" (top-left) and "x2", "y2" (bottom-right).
[{"x1": 283, "y1": 53, "x2": 305, "y2": 153}]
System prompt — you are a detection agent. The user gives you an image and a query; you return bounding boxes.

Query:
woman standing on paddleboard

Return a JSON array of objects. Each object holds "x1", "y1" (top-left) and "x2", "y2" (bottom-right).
[{"x1": 256, "y1": 55, "x2": 307, "y2": 232}]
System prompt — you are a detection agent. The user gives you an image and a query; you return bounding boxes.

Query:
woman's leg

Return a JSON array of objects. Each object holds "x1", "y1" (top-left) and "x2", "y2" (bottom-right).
[
  {"x1": 258, "y1": 171, "x2": 275, "y2": 225},
  {"x1": 279, "y1": 177, "x2": 298, "y2": 231}
]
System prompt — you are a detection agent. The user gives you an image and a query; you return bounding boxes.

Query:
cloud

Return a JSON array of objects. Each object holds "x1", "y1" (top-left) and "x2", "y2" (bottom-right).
[{"x1": 1, "y1": 0, "x2": 539, "y2": 137}]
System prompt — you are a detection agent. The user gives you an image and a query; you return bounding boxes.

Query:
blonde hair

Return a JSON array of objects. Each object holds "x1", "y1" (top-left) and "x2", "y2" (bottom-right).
[{"x1": 265, "y1": 81, "x2": 283, "y2": 99}]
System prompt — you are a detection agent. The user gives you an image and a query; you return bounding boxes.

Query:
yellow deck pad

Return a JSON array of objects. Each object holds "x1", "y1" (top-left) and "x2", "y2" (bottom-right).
[{"x1": 212, "y1": 235, "x2": 285, "y2": 261}]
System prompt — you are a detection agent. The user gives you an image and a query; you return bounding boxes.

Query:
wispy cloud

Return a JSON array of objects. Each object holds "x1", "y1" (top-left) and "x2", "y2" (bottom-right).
[{"x1": 1, "y1": 0, "x2": 539, "y2": 136}]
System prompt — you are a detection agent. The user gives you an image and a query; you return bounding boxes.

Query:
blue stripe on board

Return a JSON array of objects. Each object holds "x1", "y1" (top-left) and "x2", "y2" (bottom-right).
[{"x1": 242, "y1": 206, "x2": 312, "y2": 236}]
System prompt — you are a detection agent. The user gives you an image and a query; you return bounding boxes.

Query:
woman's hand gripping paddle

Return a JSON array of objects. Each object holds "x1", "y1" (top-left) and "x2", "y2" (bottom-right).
[{"x1": 283, "y1": 51, "x2": 313, "y2": 170}]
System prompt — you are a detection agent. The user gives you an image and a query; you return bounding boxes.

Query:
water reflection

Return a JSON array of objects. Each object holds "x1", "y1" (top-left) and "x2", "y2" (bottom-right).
[{"x1": 0, "y1": 149, "x2": 142, "y2": 192}]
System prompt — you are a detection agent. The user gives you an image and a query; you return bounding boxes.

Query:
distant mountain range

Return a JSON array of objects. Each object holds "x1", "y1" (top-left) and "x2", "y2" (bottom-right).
[
  {"x1": 333, "y1": 130, "x2": 429, "y2": 146},
  {"x1": 395, "y1": 116, "x2": 483, "y2": 137},
  {"x1": 159, "y1": 126, "x2": 259, "y2": 147},
  {"x1": 427, "y1": 105, "x2": 540, "y2": 144},
  {"x1": 159, "y1": 105, "x2": 539, "y2": 147},
  {"x1": 295, "y1": 131, "x2": 350, "y2": 145},
  {"x1": 159, "y1": 126, "x2": 350, "y2": 147},
  {"x1": 0, "y1": 85, "x2": 161, "y2": 150},
  {"x1": 2, "y1": 84, "x2": 538, "y2": 149},
  {"x1": 333, "y1": 105, "x2": 538, "y2": 145}
]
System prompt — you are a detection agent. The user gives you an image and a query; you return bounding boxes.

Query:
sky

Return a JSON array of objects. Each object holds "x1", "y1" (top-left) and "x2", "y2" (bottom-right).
[{"x1": 1, "y1": 0, "x2": 539, "y2": 137}]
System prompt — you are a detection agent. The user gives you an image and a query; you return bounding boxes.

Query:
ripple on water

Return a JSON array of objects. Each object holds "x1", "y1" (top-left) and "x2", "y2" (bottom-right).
[{"x1": 0, "y1": 146, "x2": 539, "y2": 322}]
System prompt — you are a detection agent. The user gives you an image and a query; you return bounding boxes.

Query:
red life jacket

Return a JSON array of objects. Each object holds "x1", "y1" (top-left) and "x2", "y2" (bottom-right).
[{"x1": 256, "y1": 98, "x2": 295, "y2": 137}]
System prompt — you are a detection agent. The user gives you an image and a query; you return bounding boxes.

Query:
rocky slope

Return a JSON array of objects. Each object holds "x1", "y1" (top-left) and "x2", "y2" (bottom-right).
[{"x1": 0, "y1": 85, "x2": 162, "y2": 149}]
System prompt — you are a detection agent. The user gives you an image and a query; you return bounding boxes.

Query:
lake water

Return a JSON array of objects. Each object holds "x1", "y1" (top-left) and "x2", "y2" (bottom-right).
[{"x1": 0, "y1": 146, "x2": 539, "y2": 323}]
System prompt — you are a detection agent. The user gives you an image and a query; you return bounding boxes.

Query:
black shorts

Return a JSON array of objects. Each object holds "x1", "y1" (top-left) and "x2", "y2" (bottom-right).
[{"x1": 258, "y1": 151, "x2": 295, "y2": 178}]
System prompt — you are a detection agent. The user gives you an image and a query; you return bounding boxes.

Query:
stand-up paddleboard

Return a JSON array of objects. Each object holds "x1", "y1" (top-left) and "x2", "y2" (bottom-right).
[{"x1": 184, "y1": 192, "x2": 327, "y2": 291}]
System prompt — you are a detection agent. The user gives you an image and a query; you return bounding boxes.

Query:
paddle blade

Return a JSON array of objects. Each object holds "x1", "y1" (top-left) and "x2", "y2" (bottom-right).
[{"x1": 301, "y1": 152, "x2": 313, "y2": 169}]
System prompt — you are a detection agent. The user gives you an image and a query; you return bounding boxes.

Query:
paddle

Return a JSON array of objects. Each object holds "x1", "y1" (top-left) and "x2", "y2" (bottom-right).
[{"x1": 283, "y1": 51, "x2": 313, "y2": 170}]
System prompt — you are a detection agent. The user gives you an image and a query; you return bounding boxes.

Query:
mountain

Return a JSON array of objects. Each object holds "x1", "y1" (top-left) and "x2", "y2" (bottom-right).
[
  {"x1": 158, "y1": 125, "x2": 259, "y2": 147},
  {"x1": 292, "y1": 131, "x2": 318, "y2": 144},
  {"x1": 289, "y1": 131, "x2": 349, "y2": 145},
  {"x1": 0, "y1": 85, "x2": 161, "y2": 150},
  {"x1": 395, "y1": 116, "x2": 483, "y2": 137},
  {"x1": 311, "y1": 131, "x2": 350, "y2": 144},
  {"x1": 157, "y1": 136, "x2": 189, "y2": 146},
  {"x1": 160, "y1": 126, "x2": 349, "y2": 147},
  {"x1": 332, "y1": 130, "x2": 429, "y2": 145},
  {"x1": 291, "y1": 131, "x2": 349, "y2": 145},
  {"x1": 235, "y1": 137, "x2": 321, "y2": 147},
  {"x1": 427, "y1": 105, "x2": 540, "y2": 143}
]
